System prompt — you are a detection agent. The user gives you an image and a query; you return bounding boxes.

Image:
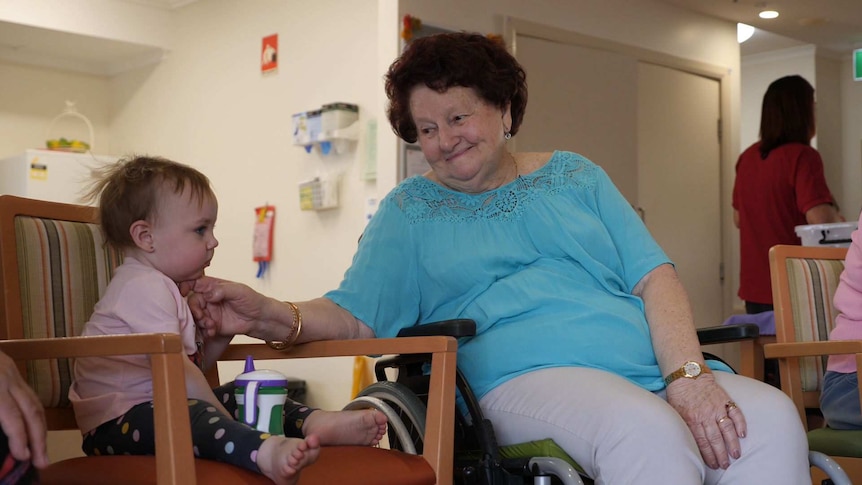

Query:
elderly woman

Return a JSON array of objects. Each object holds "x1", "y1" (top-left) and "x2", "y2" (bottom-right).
[{"x1": 192, "y1": 32, "x2": 808, "y2": 483}]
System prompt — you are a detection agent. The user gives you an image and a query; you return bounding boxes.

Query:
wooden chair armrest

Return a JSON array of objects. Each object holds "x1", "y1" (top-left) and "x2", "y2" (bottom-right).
[
  {"x1": 0, "y1": 333, "x2": 184, "y2": 359},
  {"x1": 219, "y1": 336, "x2": 458, "y2": 483},
  {"x1": 763, "y1": 340, "x2": 862, "y2": 359},
  {"x1": 219, "y1": 336, "x2": 457, "y2": 360},
  {"x1": 0, "y1": 333, "x2": 196, "y2": 485}
]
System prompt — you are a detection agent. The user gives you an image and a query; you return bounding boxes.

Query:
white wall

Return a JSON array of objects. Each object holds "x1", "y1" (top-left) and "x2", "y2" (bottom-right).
[{"x1": 816, "y1": 54, "x2": 846, "y2": 214}]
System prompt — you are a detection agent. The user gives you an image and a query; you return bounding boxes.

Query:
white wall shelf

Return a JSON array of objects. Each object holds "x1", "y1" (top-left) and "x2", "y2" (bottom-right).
[{"x1": 0, "y1": 20, "x2": 167, "y2": 77}]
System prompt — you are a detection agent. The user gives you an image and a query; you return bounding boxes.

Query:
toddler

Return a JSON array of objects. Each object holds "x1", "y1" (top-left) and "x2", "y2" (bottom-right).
[{"x1": 69, "y1": 156, "x2": 386, "y2": 484}]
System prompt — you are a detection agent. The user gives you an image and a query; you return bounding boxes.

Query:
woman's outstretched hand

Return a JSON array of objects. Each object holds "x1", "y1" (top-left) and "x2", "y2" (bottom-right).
[{"x1": 186, "y1": 276, "x2": 265, "y2": 338}]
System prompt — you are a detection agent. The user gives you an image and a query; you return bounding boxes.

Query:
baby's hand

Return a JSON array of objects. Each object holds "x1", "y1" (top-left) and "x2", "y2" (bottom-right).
[{"x1": 178, "y1": 279, "x2": 197, "y2": 297}]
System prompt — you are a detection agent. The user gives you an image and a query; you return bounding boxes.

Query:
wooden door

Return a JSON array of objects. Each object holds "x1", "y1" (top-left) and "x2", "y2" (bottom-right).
[{"x1": 637, "y1": 62, "x2": 722, "y2": 327}]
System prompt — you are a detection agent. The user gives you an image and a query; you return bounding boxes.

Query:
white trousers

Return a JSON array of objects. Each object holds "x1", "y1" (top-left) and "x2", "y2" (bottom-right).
[{"x1": 480, "y1": 367, "x2": 809, "y2": 485}]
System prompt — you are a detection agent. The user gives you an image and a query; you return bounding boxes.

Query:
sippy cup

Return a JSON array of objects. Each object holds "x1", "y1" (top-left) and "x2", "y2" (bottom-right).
[{"x1": 235, "y1": 356, "x2": 288, "y2": 435}]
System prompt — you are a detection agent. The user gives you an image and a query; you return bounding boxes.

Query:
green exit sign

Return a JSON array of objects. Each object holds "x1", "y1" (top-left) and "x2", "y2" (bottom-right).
[{"x1": 856, "y1": 48, "x2": 862, "y2": 81}]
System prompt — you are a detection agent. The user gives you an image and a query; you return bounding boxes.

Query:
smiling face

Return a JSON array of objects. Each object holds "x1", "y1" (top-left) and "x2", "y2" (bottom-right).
[
  {"x1": 134, "y1": 185, "x2": 219, "y2": 283},
  {"x1": 410, "y1": 85, "x2": 514, "y2": 194}
]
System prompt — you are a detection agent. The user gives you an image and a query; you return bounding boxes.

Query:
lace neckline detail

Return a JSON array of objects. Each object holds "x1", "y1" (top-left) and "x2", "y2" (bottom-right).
[{"x1": 392, "y1": 151, "x2": 594, "y2": 223}]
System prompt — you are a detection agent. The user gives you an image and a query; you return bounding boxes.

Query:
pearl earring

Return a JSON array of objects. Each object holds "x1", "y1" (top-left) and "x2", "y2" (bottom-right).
[{"x1": 504, "y1": 132, "x2": 512, "y2": 140}]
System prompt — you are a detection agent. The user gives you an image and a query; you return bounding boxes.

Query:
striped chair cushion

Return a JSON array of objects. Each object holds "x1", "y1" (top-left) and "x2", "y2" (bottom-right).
[
  {"x1": 784, "y1": 257, "x2": 844, "y2": 392},
  {"x1": 14, "y1": 216, "x2": 122, "y2": 408}
]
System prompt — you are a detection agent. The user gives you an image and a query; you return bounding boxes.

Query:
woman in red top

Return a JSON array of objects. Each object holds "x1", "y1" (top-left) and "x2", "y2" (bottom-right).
[{"x1": 733, "y1": 75, "x2": 842, "y2": 314}]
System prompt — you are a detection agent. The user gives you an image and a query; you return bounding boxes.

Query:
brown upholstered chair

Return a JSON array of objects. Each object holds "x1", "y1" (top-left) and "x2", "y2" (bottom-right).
[
  {"x1": 0, "y1": 194, "x2": 456, "y2": 484},
  {"x1": 766, "y1": 244, "x2": 862, "y2": 484}
]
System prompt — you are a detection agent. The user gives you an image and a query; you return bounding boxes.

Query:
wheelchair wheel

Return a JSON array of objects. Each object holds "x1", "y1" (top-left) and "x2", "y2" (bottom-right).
[{"x1": 354, "y1": 381, "x2": 427, "y2": 455}]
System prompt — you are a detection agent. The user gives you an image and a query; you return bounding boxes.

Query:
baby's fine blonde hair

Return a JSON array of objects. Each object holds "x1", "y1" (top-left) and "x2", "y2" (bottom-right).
[{"x1": 84, "y1": 156, "x2": 215, "y2": 250}]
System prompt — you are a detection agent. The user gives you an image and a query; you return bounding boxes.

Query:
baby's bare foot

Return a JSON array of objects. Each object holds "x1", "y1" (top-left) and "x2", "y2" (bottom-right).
[
  {"x1": 256, "y1": 434, "x2": 320, "y2": 485},
  {"x1": 303, "y1": 409, "x2": 388, "y2": 446}
]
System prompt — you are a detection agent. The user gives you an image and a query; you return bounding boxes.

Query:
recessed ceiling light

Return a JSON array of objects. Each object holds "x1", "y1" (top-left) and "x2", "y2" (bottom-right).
[
  {"x1": 737, "y1": 23, "x2": 755, "y2": 43},
  {"x1": 759, "y1": 10, "x2": 779, "y2": 19}
]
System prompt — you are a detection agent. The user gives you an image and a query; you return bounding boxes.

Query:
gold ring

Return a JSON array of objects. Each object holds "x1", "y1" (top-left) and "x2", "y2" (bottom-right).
[
  {"x1": 726, "y1": 400, "x2": 738, "y2": 412},
  {"x1": 717, "y1": 416, "x2": 729, "y2": 425}
]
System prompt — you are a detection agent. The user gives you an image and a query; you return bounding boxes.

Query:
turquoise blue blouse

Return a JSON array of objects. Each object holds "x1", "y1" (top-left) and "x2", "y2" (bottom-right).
[{"x1": 326, "y1": 151, "x2": 675, "y2": 399}]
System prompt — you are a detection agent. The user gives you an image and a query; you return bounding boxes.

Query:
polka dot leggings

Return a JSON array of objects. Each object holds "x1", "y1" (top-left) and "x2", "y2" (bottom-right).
[{"x1": 81, "y1": 382, "x2": 317, "y2": 473}]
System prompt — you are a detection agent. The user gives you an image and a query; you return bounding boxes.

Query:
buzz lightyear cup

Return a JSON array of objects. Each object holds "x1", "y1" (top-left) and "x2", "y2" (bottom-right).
[{"x1": 235, "y1": 356, "x2": 288, "y2": 435}]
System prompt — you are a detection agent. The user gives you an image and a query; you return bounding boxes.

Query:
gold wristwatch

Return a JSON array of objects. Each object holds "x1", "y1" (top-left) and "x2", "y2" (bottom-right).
[{"x1": 663, "y1": 360, "x2": 711, "y2": 385}]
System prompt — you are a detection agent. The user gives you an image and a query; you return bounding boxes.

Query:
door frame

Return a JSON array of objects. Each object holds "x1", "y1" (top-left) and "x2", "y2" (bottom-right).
[{"x1": 502, "y1": 16, "x2": 736, "y2": 319}]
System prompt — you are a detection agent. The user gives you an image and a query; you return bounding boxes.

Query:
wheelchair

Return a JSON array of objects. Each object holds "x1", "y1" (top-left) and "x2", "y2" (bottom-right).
[
  {"x1": 346, "y1": 320, "x2": 853, "y2": 484},
  {"x1": 344, "y1": 319, "x2": 577, "y2": 484}
]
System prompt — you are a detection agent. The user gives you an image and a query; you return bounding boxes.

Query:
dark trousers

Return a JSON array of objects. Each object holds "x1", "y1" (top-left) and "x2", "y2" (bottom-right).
[{"x1": 744, "y1": 301, "x2": 773, "y2": 315}]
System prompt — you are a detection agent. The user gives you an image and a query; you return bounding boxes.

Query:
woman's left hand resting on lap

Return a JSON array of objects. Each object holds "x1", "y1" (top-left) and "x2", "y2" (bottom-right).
[
  {"x1": 666, "y1": 373, "x2": 747, "y2": 470},
  {"x1": 635, "y1": 264, "x2": 747, "y2": 470}
]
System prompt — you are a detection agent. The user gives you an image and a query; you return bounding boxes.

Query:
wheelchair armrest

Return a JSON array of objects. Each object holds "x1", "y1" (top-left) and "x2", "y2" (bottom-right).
[
  {"x1": 397, "y1": 319, "x2": 477, "y2": 338},
  {"x1": 697, "y1": 323, "x2": 760, "y2": 345},
  {"x1": 396, "y1": 320, "x2": 755, "y2": 345}
]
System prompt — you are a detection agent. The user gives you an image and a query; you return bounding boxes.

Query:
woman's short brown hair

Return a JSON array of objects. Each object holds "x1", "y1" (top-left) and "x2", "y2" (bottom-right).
[
  {"x1": 385, "y1": 32, "x2": 528, "y2": 144},
  {"x1": 84, "y1": 155, "x2": 215, "y2": 250}
]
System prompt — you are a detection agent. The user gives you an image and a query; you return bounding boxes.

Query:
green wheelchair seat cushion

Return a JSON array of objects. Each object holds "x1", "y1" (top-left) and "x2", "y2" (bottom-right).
[
  {"x1": 498, "y1": 438, "x2": 585, "y2": 474},
  {"x1": 808, "y1": 427, "x2": 862, "y2": 458}
]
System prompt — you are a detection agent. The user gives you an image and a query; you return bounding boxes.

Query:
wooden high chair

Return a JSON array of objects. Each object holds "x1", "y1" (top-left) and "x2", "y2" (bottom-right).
[
  {"x1": 766, "y1": 244, "x2": 862, "y2": 484},
  {"x1": 0, "y1": 194, "x2": 457, "y2": 484}
]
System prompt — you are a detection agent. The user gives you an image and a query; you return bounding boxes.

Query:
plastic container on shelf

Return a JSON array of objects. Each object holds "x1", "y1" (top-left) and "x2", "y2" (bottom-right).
[
  {"x1": 292, "y1": 103, "x2": 359, "y2": 154},
  {"x1": 795, "y1": 221, "x2": 857, "y2": 247},
  {"x1": 291, "y1": 109, "x2": 322, "y2": 145},
  {"x1": 320, "y1": 102, "x2": 358, "y2": 135}
]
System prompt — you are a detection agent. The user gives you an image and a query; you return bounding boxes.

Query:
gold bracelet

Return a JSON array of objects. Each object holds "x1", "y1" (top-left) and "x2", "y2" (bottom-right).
[{"x1": 266, "y1": 301, "x2": 303, "y2": 350}]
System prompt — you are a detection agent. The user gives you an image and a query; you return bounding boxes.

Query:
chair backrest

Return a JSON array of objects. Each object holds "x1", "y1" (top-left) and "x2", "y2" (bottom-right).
[
  {"x1": 0, "y1": 195, "x2": 122, "y2": 429},
  {"x1": 769, "y1": 244, "x2": 847, "y2": 416}
]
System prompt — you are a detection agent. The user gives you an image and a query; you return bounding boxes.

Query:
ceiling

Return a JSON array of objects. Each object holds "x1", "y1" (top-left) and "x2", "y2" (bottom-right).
[
  {"x1": 119, "y1": 0, "x2": 197, "y2": 8},
  {"x1": 2, "y1": 0, "x2": 859, "y2": 76},
  {"x1": 657, "y1": 0, "x2": 862, "y2": 56}
]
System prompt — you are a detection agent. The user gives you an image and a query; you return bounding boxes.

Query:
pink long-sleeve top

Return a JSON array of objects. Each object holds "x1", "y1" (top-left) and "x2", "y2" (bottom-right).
[
  {"x1": 68, "y1": 257, "x2": 200, "y2": 433},
  {"x1": 828, "y1": 210, "x2": 862, "y2": 373}
]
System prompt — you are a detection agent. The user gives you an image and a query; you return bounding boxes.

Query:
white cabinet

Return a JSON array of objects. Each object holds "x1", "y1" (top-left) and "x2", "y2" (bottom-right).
[{"x1": 0, "y1": 149, "x2": 118, "y2": 205}]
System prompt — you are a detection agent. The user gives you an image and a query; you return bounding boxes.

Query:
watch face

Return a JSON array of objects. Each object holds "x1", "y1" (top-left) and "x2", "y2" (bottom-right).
[{"x1": 683, "y1": 361, "x2": 701, "y2": 377}]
